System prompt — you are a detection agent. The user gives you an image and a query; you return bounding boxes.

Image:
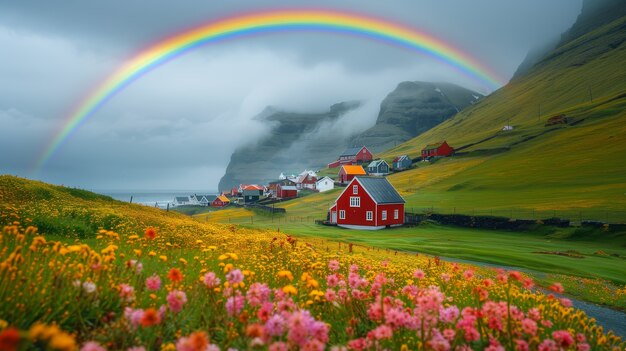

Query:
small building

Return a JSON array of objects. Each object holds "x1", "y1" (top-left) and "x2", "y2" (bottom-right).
[
  {"x1": 211, "y1": 195, "x2": 230, "y2": 207},
  {"x1": 328, "y1": 177, "x2": 405, "y2": 230},
  {"x1": 338, "y1": 165, "x2": 367, "y2": 184},
  {"x1": 392, "y1": 155, "x2": 412, "y2": 170},
  {"x1": 328, "y1": 146, "x2": 373, "y2": 168},
  {"x1": 421, "y1": 141, "x2": 454, "y2": 158},
  {"x1": 242, "y1": 185, "x2": 263, "y2": 203},
  {"x1": 268, "y1": 179, "x2": 296, "y2": 198},
  {"x1": 230, "y1": 187, "x2": 239, "y2": 197},
  {"x1": 174, "y1": 196, "x2": 191, "y2": 206},
  {"x1": 502, "y1": 125, "x2": 514, "y2": 131},
  {"x1": 367, "y1": 160, "x2": 390, "y2": 176},
  {"x1": 295, "y1": 170, "x2": 317, "y2": 190},
  {"x1": 316, "y1": 176, "x2": 335, "y2": 193},
  {"x1": 195, "y1": 195, "x2": 217, "y2": 206},
  {"x1": 277, "y1": 185, "x2": 298, "y2": 199}
]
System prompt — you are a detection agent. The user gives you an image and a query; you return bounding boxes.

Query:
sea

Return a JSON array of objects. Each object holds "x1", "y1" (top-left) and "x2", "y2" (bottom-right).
[{"x1": 95, "y1": 190, "x2": 218, "y2": 209}]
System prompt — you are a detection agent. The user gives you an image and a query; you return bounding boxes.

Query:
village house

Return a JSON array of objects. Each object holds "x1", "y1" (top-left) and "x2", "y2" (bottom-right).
[
  {"x1": 338, "y1": 165, "x2": 367, "y2": 184},
  {"x1": 295, "y1": 170, "x2": 317, "y2": 190},
  {"x1": 327, "y1": 146, "x2": 373, "y2": 168},
  {"x1": 211, "y1": 195, "x2": 230, "y2": 207},
  {"x1": 328, "y1": 177, "x2": 405, "y2": 230},
  {"x1": 267, "y1": 179, "x2": 296, "y2": 198},
  {"x1": 421, "y1": 141, "x2": 454, "y2": 159},
  {"x1": 194, "y1": 195, "x2": 217, "y2": 206},
  {"x1": 315, "y1": 176, "x2": 334, "y2": 192},
  {"x1": 277, "y1": 184, "x2": 298, "y2": 199},
  {"x1": 241, "y1": 185, "x2": 264, "y2": 203},
  {"x1": 392, "y1": 155, "x2": 412, "y2": 171},
  {"x1": 173, "y1": 196, "x2": 191, "y2": 206},
  {"x1": 367, "y1": 159, "x2": 390, "y2": 176},
  {"x1": 230, "y1": 187, "x2": 239, "y2": 197}
]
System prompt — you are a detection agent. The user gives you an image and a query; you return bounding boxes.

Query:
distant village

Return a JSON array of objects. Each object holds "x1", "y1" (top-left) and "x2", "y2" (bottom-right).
[{"x1": 173, "y1": 141, "x2": 455, "y2": 229}]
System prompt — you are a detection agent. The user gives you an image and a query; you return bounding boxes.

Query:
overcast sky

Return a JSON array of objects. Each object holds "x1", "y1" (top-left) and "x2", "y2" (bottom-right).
[{"x1": 0, "y1": 1, "x2": 582, "y2": 191}]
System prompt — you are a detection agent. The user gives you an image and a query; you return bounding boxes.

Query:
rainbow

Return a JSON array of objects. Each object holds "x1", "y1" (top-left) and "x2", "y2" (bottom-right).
[{"x1": 36, "y1": 9, "x2": 505, "y2": 169}]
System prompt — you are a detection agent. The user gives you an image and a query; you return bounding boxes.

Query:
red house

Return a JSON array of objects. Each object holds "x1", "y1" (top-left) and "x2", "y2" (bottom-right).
[
  {"x1": 328, "y1": 146, "x2": 373, "y2": 168},
  {"x1": 277, "y1": 185, "x2": 298, "y2": 199},
  {"x1": 338, "y1": 165, "x2": 367, "y2": 184},
  {"x1": 211, "y1": 195, "x2": 230, "y2": 207},
  {"x1": 329, "y1": 177, "x2": 405, "y2": 230},
  {"x1": 421, "y1": 141, "x2": 454, "y2": 158}
]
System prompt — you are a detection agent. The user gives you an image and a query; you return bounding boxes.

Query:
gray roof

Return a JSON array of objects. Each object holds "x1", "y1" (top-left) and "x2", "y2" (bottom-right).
[
  {"x1": 340, "y1": 146, "x2": 365, "y2": 157},
  {"x1": 368, "y1": 160, "x2": 388, "y2": 167},
  {"x1": 279, "y1": 185, "x2": 298, "y2": 191},
  {"x1": 175, "y1": 196, "x2": 189, "y2": 202},
  {"x1": 197, "y1": 195, "x2": 217, "y2": 202},
  {"x1": 355, "y1": 177, "x2": 405, "y2": 204}
]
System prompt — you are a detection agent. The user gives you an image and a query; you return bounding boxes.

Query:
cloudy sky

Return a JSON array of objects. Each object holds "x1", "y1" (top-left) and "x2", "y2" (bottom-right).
[{"x1": 0, "y1": 1, "x2": 582, "y2": 191}]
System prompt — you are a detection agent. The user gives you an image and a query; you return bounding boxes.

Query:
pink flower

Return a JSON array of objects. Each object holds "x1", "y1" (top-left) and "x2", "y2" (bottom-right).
[
  {"x1": 118, "y1": 283, "x2": 135, "y2": 302},
  {"x1": 203, "y1": 272, "x2": 221, "y2": 288},
  {"x1": 325, "y1": 289, "x2": 337, "y2": 302},
  {"x1": 521, "y1": 318, "x2": 537, "y2": 335},
  {"x1": 226, "y1": 269, "x2": 244, "y2": 285},
  {"x1": 225, "y1": 291, "x2": 245, "y2": 316},
  {"x1": 246, "y1": 282, "x2": 270, "y2": 307},
  {"x1": 552, "y1": 330, "x2": 574, "y2": 348},
  {"x1": 265, "y1": 314, "x2": 286, "y2": 336},
  {"x1": 81, "y1": 341, "x2": 106, "y2": 351},
  {"x1": 326, "y1": 274, "x2": 340, "y2": 288},
  {"x1": 549, "y1": 282, "x2": 564, "y2": 294},
  {"x1": 145, "y1": 274, "x2": 161, "y2": 291},
  {"x1": 515, "y1": 340, "x2": 529, "y2": 351},
  {"x1": 328, "y1": 259, "x2": 340, "y2": 271},
  {"x1": 442, "y1": 329, "x2": 455, "y2": 341},
  {"x1": 347, "y1": 338, "x2": 368, "y2": 351},
  {"x1": 439, "y1": 306, "x2": 460, "y2": 323},
  {"x1": 127, "y1": 348, "x2": 146, "y2": 351},
  {"x1": 268, "y1": 342, "x2": 288, "y2": 351},
  {"x1": 538, "y1": 339, "x2": 557, "y2": 351},
  {"x1": 463, "y1": 270, "x2": 474, "y2": 280},
  {"x1": 371, "y1": 325, "x2": 392, "y2": 340},
  {"x1": 440, "y1": 273, "x2": 451, "y2": 282},
  {"x1": 167, "y1": 290, "x2": 187, "y2": 313},
  {"x1": 413, "y1": 269, "x2": 425, "y2": 279},
  {"x1": 560, "y1": 298, "x2": 573, "y2": 307}
]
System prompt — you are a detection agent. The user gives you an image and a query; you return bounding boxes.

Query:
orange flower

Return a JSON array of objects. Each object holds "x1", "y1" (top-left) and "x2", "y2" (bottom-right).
[
  {"x1": 168, "y1": 268, "x2": 184, "y2": 283},
  {"x1": 140, "y1": 308, "x2": 161, "y2": 327},
  {"x1": 0, "y1": 327, "x2": 21, "y2": 351},
  {"x1": 188, "y1": 331, "x2": 209, "y2": 351},
  {"x1": 144, "y1": 227, "x2": 156, "y2": 240}
]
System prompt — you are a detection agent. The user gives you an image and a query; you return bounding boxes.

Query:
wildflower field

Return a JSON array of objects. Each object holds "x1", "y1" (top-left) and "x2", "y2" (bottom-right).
[{"x1": 0, "y1": 176, "x2": 624, "y2": 350}]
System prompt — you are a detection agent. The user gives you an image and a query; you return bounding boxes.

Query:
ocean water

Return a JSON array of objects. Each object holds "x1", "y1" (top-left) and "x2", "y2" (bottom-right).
[{"x1": 96, "y1": 190, "x2": 217, "y2": 209}]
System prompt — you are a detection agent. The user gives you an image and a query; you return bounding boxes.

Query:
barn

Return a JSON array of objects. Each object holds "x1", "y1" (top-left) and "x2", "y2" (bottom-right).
[
  {"x1": 338, "y1": 165, "x2": 366, "y2": 184},
  {"x1": 211, "y1": 195, "x2": 230, "y2": 207},
  {"x1": 277, "y1": 184, "x2": 298, "y2": 199},
  {"x1": 328, "y1": 177, "x2": 405, "y2": 230},
  {"x1": 421, "y1": 141, "x2": 454, "y2": 158},
  {"x1": 328, "y1": 146, "x2": 373, "y2": 168}
]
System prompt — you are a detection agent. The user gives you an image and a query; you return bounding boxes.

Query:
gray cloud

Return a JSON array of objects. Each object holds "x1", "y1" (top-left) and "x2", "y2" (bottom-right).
[{"x1": 0, "y1": 1, "x2": 582, "y2": 190}]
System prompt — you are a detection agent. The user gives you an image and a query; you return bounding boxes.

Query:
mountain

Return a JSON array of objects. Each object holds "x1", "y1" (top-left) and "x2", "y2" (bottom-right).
[
  {"x1": 218, "y1": 82, "x2": 482, "y2": 190},
  {"x1": 218, "y1": 101, "x2": 360, "y2": 190},
  {"x1": 351, "y1": 81, "x2": 482, "y2": 152}
]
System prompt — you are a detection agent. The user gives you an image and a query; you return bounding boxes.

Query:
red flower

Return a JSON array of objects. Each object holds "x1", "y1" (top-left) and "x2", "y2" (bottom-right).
[
  {"x1": 168, "y1": 268, "x2": 184, "y2": 283},
  {"x1": 140, "y1": 308, "x2": 161, "y2": 327},
  {"x1": 144, "y1": 227, "x2": 156, "y2": 240},
  {"x1": 549, "y1": 282, "x2": 564, "y2": 294},
  {"x1": 0, "y1": 327, "x2": 20, "y2": 351}
]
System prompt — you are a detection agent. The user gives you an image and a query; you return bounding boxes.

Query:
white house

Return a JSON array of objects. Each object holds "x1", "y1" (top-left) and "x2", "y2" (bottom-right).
[
  {"x1": 316, "y1": 176, "x2": 335, "y2": 192},
  {"x1": 174, "y1": 196, "x2": 191, "y2": 206}
]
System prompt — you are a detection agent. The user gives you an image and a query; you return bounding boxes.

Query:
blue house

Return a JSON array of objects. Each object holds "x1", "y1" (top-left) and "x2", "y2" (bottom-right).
[
  {"x1": 367, "y1": 160, "x2": 390, "y2": 176},
  {"x1": 392, "y1": 155, "x2": 412, "y2": 171}
]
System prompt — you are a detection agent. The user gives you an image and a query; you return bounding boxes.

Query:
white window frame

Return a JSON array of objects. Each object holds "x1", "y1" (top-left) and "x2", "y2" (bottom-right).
[
  {"x1": 394, "y1": 209, "x2": 399, "y2": 220},
  {"x1": 353, "y1": 185, "x2": 358, "y2": 194},
  {"x1": 339, "y1": 210, "x2": 345, "y2": 219},
  {"x1": 349, "y1": 197, "x2": 360, "y2": 207},
  {"x1": 382, "y1": 210, "x2": 387, "y2": 220},
  {"x1": 366, "y1": 211, "x2": 373, "y2": 221}
]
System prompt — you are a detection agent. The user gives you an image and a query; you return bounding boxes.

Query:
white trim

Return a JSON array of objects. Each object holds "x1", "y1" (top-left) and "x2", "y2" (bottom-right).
[
  {"x1": 366, "y1": 211, "x2": 373, "y2": 221},
  {"x1": 339, "y1": 210, "x2": 345, "y2": 219},
  {"x1": 394, "y1": 209, "x2": 399, "y2": 220},
  {"x1": 349, "y1": 197, "x2": 360, "y2": 207},
  {"x1": 338, "y1": 224, "x2": 386, "y2": 230},
  {"x1": 382, "y1": 210, "x2": 387, "y2": 221}
]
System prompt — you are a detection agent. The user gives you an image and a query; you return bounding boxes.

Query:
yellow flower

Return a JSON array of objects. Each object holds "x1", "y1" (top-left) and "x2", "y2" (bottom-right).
[
  {"x1": 133, "y1": 249, "x2": 142, "y2": 256},
  {"x1": 48, "y1": 333, "x2": 76, "y2": 351},
  {"x1": 161, "y1": 343, "x2": 176, "y2": 351},
  {"x1": 282, "y1": 285, "x2": 297, "y2": 295},
  {"x1": 159, "y1": 255, "x2": 168, "y2": 262},
  {"x1": 179, "y1": 258, "x2": 188, "y2": 266},
  {"x1": 277, "y1": 270, "x2": 294, "y2": 281}
]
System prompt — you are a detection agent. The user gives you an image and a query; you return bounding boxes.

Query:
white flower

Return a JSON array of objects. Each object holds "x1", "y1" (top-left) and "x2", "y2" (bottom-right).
[{"x1": 82, "y1": 281, "x2": 97, "y2": 294}]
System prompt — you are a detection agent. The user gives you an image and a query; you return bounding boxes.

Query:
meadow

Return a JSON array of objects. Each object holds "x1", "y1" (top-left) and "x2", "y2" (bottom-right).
[{"x1": 1, "y1": 175, "x2": 625, "y2": 350}]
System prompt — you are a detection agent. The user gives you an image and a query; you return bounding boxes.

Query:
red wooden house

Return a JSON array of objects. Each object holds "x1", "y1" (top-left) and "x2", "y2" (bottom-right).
[
  {"x1": 421, "y1": 141, "x2": 454, "y2": 158},
  {"x1": 211, "y1": 195, "x2": 230, "y2": 207},
  {"x1": 338, "y1": 165, "x2": 367, "y2": 184},
  {"x1": 277, "y1": 185, "x2": 298, "y2": 199},
  {"x1": 328, "y1": 146, "x2": 373, "y2": 168},
  {"x1": 329, "y1": 177, "x2": 405, "y2": 230}
]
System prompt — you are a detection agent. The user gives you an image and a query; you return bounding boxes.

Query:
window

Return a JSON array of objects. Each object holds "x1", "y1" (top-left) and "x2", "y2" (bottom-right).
[
  {"x1": 353, "y1": 185, "x2": 358, "y2": 194},
  {"x1": 382, "y1": 210, "x2": 387, "y2": 220},
  {"x1": 339, "y1": 210, "x2": 345, "y2": 219},
  {"x1": 366, "y1": 211, "x2": 373, "y2": 221},
  {"x1": 394, "y1": 209, "x2": 399, "y2": 220},
  {"x1": 350, "y1": 197, "x2": 360, "y2": 207}
]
